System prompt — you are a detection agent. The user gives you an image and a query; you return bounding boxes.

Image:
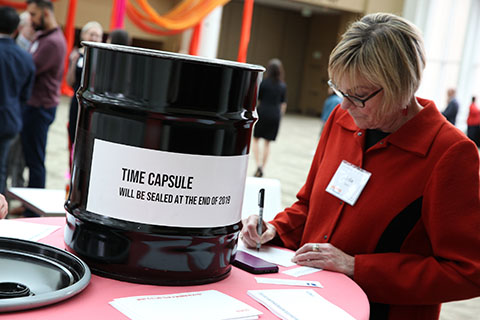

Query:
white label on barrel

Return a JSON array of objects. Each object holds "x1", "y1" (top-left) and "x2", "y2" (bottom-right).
[{"x1": 86, "y1": 139, "x2": 248, "y2": 228}]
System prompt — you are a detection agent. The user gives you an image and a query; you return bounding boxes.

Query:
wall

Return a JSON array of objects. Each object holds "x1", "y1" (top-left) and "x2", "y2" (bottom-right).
[
  {"x1": 364, "y1": 0, "x2": 405, "y2": 15},
  {"x1": 218, "y1": 2, "x2": 311, "y2": 113},
  {"x1": 298, "y1": 13, "x2": 357, "y2": 115},
  {"x1": 218, "y1": 0, "x2": 403, "y2": 114},
  {"x1": 291, "y1": 0, "x2": 365, "y2": 13},
  {"x1": 291, "y1": 0, "x2": 404, "y2": 15}
]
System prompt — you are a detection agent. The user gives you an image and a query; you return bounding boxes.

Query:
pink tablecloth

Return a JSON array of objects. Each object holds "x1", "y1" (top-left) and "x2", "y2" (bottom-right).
[{"x1": 6, "y1": 217, "x2": 369, "y2": 319}]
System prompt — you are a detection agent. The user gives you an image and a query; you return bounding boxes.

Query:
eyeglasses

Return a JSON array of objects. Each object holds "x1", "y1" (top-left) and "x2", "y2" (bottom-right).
[{"x1": 328, "y1": 80, "x2": 383, "y2": 108}]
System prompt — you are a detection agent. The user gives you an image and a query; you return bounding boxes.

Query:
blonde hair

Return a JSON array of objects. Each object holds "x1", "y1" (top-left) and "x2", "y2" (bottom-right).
[
  {"x1": 81, "y1": 21, "x2": 103, "y2": 39},
  {"x1": 19, "y1": 11, "x2": 31, "y2": 27},
  {"x1": 328, "y1": 13, "x2": 426, "y2": 114}
]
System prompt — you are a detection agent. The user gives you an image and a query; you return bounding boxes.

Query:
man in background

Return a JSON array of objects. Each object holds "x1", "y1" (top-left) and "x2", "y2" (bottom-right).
[
  {"x1": 21, "y1": 0, "x2": 66, "y2": 217},
  {"x1": 442, "y1": 88, "x2": 459, "y2": 125},
  {"x1": 0, "y1": 6, "x2": 35, "y2": 196}
]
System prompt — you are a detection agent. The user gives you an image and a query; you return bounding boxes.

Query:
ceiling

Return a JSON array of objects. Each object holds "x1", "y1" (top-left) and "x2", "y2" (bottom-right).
[{"x1": 249, "y1": 0, "x2": 342, "y2": 16}]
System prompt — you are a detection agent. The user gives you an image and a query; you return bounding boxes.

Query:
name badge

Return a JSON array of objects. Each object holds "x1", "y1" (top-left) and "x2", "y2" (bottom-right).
[{"x1": 326, "y1": 160, "x2": 371, "y2": 206}]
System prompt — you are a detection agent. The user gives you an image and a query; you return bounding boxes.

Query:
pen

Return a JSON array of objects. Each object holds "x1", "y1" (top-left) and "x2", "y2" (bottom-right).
[{"x1": 256, "y1": 188, "x2": 265, "y2": 251}]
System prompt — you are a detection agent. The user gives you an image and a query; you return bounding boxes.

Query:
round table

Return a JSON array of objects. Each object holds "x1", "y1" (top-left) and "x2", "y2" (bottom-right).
[{"x1": 5, "y1": 217, "x2": 369, "y2": 319}]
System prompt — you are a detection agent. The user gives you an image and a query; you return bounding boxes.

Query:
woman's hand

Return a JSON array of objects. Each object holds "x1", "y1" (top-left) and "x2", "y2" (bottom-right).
[
  {"x1": 240, "y1": 214, "x2": 277, "y2": 248},
  {"x1": 0, "y1": 194, "x2": 8, "y2": 219},
  {"x1": 292, "y1": 243, "x2": 355, "y2": 277},
  {"x1": 66, "y1": 49, "x2": 81, "y2": 87},
  {"x1": 69, "y1": 48, "x2": 80, "y2": 61}
]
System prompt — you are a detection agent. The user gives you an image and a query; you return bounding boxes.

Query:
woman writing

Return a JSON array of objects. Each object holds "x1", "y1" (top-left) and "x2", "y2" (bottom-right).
[{"x1": 242, "y1": 13, "x2": 480, "y2": 319}]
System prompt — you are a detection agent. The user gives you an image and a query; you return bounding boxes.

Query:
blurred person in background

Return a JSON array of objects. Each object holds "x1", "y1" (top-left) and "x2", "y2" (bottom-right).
[
  {"x1": 320, "y1": 86, "x2": 342, "y2": 134},
  {"x1": 7, "y1": 10, "x2": 36, "y2": 191},
  {"x1": 467, "y1": 96, "x2": 480, "y2": 147},
  {"x1": 20, "y1": 0, "x2": 66, "y2": 217},
  {"x1": 0, "y1": 6, "x2": 35, "y2": 196},
  {"x1": 15, "y1": 11, "x2": 35, "y2": 50},
  {"x1": 66, "y1": 21, "x2": 103, "y2": 157},
  {"x1": 107, "y1": 28, "x2": 131, "y2": 45},
  {"x1": 442, "y1": 88, "x2": 459, "y2": 125},
  {"x1": 251, "y1": 58, "x2": 287, "y2": 178}
]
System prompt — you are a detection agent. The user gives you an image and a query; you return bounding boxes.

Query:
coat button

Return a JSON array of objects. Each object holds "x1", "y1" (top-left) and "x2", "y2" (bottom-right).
[
  {"x1": 357, "y1": 132, "x2": 362, "y2": 136},
  {"x1": 324, "y1": 235, "x2": 328, "y2": 239}
]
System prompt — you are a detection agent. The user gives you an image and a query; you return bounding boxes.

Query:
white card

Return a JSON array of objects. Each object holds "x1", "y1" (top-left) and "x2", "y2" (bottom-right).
[
  {"x1": 326, "y1": 160, "x2": 371, "y2": 206},
  {"x1": 282, "y1": 266, "x2": 322, "y2": 277},
  {"x1": 0, "y1": 220, "x2": 60, "y2": 241},
  {"x1": 237, "y1": 240, "x2": 295, "y2": 267},
  {"x1": 255, "y1": 277, "x2": 323, "y2": 288},
  {"x1": 110, "y1": 290, "x2": 262, "y2": 320},
  {"x1": 248, "y1": 289, "x2": 355, "y2": 320}
]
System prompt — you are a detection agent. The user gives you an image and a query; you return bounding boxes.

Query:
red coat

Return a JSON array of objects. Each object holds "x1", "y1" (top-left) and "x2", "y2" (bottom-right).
[{"x1": 271, "y1": 98, "x2": 480, "y2": 320}]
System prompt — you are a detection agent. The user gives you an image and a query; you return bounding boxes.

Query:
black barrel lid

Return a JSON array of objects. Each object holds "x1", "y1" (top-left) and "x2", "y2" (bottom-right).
[
  {"x1": 0, "y1": 237, "x2": 91, "y2": 312},
  {"x1": 82, "y1": 41, "x2": 265, "y2": 72}
]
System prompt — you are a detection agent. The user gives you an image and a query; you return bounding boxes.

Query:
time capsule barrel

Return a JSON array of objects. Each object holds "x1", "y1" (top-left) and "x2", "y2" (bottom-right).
[{"x1": 64, "y1": 42, "x2": 264, "y2": 285}]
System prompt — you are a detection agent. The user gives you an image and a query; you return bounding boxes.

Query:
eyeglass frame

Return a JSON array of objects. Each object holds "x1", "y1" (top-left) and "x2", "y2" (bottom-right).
[{"x1": 327, "y1": 79, "x2": 383, "y2": 108}]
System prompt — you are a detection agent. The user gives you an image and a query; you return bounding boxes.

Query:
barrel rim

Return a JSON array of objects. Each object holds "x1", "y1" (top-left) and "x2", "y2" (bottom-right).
[{"x1": 82, "y1": 41, "x2": 265, "y2": 72}]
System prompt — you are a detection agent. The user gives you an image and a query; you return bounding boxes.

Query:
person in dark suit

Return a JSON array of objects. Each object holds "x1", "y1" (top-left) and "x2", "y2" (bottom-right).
[
  {"x1": 442, "y1": 88, "x2": 459, "y2": 125},
  {"x1": 0, "y1": 6, "x2": 35, "y2": 195}
]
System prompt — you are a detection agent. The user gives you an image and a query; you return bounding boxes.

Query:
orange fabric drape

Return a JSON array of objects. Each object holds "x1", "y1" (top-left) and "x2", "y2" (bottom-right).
[
  {"x1": 125, "y1": 1, "x2": 183, "y2": 35},
  {"x1": 115, "y1": 0, "x2": 127, "y2": 29},
  {"x1": 130, "y1": 0, "x2": 229, "y2": 30},
  {"x1": 125, "y1": 0, "x2": 231, "y2": 52},
  {"x1": 0, "y1": 0, "x2": 26, "y2": 9},
  {"x1": 110, "y1": 0, "x2": 120, "y2": 31},
  {"x1": 126, "y1": 0, "x2": 254, "y2": 62},
  {"x1": 188, "y1": 22, "x2": 202, "y2": 55},
  {"x1": 237, "y1": 0, "x2": 254, "y2": 63},
  {"x1": 110, "y1": 0, "x2": 126, "y2": 31},
  {"x1": 60, "y1": 0, "x2": 77, "y2": 96}
]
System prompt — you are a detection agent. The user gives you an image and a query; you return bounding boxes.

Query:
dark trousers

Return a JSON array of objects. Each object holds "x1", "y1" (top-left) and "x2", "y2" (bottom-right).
[
  {"x1": 21, "y1": 105, "x2": 56, "y2": 216},
  {"x1": 467, "y1": 125, "x2": 480, "y2": 147},
  {"x1": 6, "y1": 134, "x2": 25, "y2": 188},
  {"x1": 0, "y1": 134, "x2": 15, "y2": 195}
]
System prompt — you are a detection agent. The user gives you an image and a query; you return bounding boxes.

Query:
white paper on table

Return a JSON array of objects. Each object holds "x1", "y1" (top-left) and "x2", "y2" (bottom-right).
[
  {"x1": 247, "y1": 289, "x2": 356, "y2": 320},
  {"x1": 237, "y1": 240, "x2": 295, "y2": 267},
  {"x1": 255, "y1": 277, "x2": 323, "y2": 288},
  {"x1": 109, "y1": 289, "x2": 262, "y2": 320},
  {"x1": 282, "y1": 266, "x2": 322, "y2": 278},
  {"x1": 0, "y1": 220, "x2": 60, "y2": 241}
]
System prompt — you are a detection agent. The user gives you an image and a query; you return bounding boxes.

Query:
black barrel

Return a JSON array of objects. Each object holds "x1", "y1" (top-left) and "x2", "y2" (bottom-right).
[{"x1": 64, "y1": 42, "x2": 264, "y2": 285}]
